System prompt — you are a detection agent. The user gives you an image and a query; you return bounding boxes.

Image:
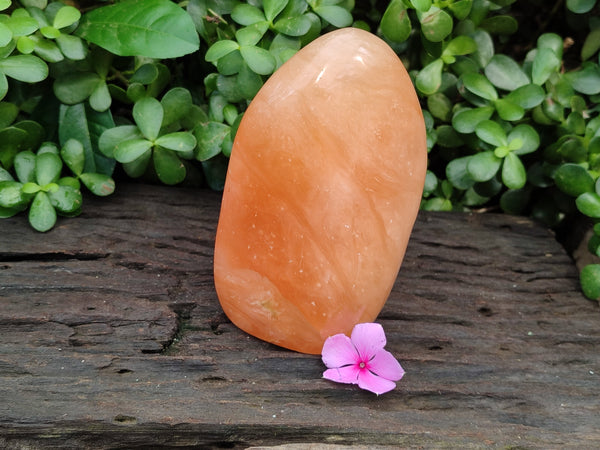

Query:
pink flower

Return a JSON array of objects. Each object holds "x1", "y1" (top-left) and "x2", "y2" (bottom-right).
[{"x1": 321, "y1": 323, "x2": 405, "y2": 395}]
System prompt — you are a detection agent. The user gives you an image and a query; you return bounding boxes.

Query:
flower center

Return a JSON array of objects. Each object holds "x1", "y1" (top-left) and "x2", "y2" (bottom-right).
[{"x1": 359, "y1": 361, "x2": 366, "y2": 369}]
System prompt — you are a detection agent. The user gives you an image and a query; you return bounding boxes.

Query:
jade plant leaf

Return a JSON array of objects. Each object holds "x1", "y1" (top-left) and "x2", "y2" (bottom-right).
[
  {"x1": 462, "y1": 72, "x2": 498, "y2": 101},
  {"x1": 60, "y1": 138, "x2": 85, "y2": 176},
  {"x1": 79, "y1": 173, "x2": 115, "y2": 196},
  {"x1": 153, "y1": 146, "x2": 186, "y2": 185},
  {"x1": 155, "y1": 132, "x2": 197, "y2": 152},
  {"x1": 14, "y1": 151, "x2": 36, "y2": 183},
  {"x1": 553, "y1": 163, "x2": 595, "y2": 197},
  {"x1": 452, "y1": 106, "x2": 494, "y2": 133},
  {"x1": 580, "y1": 264, "x2": 600, "y2": 300},
  {"x1": 75, "y1": 0, "x2": 200, "y2": 58},
  {"x1": 468, "y1": 151, "x2": 502, "y2": 182},
  {"x1": 311, "y1": 5, "x2": 353, "y2": 28},
  {"x1": 29, "y1": 191, "x2": 56, "y2": 232},
  {"x1": 35, "y1": 152, "x2": 62, "y2": 186},
  {"x1": 475, "y1": 120, "x2": 507, "y2": 147},
  {"x1": 231, "y1": 4, "x2": 266, "y2": 25},
  {"x1": 532, "y1": 48, "x2": 560, "y2": 86},
  {"x1": 502, "y1": 152, "x2": 526, "y2": 189},
  {"x1": 566, "y1": 0, "x2": 597, "y2": 13},
  {"x1": 114, "y1": 139, "x2": 153, "y2": 163},
  {"x1": 416, "y1": 59, "x2": 443, "y2": 95},
  {"x1": 380, "y1": 0, "x2": 411, "y2": 43},
  {"x1": 419, "y1": 7, "x2": 453, "y2": 42},
  {"x1": 576, "y1": 192, "x2": 600, "y2": 218},
  {"x1": 48, "y1": 185, "x2": 81, "y2": 214},
  {"x1": 0, "y1": 180, "x2": 27, "y2": 208},
  {"x1": 485, "y1": 55, "x2": 529, "y2": 91},
  {"x1": 53, "y1": 71, "x2": 102, "y2": 104},
  {"x1": 0, "y1": 54, "x2": 48, "y2": 82},
  {"x1": 133, "y1": 97, "x2": 163, "y2": 141}
]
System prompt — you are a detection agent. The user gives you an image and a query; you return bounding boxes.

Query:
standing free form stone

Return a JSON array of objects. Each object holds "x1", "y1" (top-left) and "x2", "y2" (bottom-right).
[{"x1": 213, "y1": 27, "x2": 427, "y2": 354}]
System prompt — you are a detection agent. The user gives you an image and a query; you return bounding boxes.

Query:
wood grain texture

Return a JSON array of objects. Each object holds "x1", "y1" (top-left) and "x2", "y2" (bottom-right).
[{"x1": 0, "y1": 183, "x2": 598, "y2": 449}]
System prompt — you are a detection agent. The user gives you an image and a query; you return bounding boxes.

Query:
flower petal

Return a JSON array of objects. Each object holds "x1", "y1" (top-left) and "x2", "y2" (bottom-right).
[
  {"x1": 350, "y1": 323, "x2": 386, "y2": 361},
  {"x1": 323, "y1": 365, "x2": 360, "y2": 385},
  {"x1": 322, "y1": 333, "x2": 359, "y2": 368},
  {"x1": 357, "y1": 369, "x2": 397, "y2": 395},
  {"x1": 368, "y1": 349, "x2": 405, "y2": 381}
]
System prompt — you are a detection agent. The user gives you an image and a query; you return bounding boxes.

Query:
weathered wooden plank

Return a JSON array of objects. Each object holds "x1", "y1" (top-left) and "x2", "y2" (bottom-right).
[{"x1": 0, "y1": 183, "x2": 598, "y2": 448}]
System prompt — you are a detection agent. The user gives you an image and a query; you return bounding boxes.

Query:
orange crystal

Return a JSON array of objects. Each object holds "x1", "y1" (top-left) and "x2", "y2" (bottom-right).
[{"x1": 213, "y1": 28, "x2": 427, "y2": 354}]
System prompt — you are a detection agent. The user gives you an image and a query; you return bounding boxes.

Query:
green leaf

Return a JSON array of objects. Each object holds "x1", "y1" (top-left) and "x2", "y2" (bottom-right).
[
  {"x1": 205, "y1": 39, "x2": 240, "y2": 62},
  {"x1": 419, "y1": 7, "x2": 452, "y2": 42},
  {"x1": 14, "y1": 151, "x2": 36, "y2": 183},
  {"x1": 0, "y1": 54, "x2": 48, "y2": 82},
  {"x1": 59, "y1": 103, "x2": 116, "y2": 175},
  {"x1": 446, "y1": 156, "x2": 476, "y2": 189},
  {"x1": 61, "y1": 138, "x2": 85, "y2": 176},
  {"x1": 89, "y1": 80, "x2": 111, "y2": 112},
  {"x1": 509, "y1": 124, "x2": 540, "y2": 155},
  {"x1": 505, "y1": 84, "x2": 545, "y2": 109},
  {"x1": 114, "y1": 139, "x2": 153, "y2": 164},
  {"x1": 29, "y1": 191, "x2": 56, "y2": 232},
  {"x1": 264, "y1": 0, "x2": 289, "y2": 22},
  {"x1": 133, "y1": 97, "x2": 163, "y2": 141},
  {"x1": 0, "y1": 180, "x2": 27, "y2": 208},
  {"x1": 580, "y1": 264, "x2": 600, "y2": 300},
  {"x1": 380, "y1": 0, "x2": 411, "y2": 43},
  {"x1": 470, "y1": 30, "x2": 494, "y2": 67},
  {"x1": 443, "y1": 35, "x2": 477, "y2": 57},
  {"x1": 411, "y1": 0, "x2": 432, "y2": 12},
  {"x1": 554, "y1": 163, "x2": 595, "y2": 196},
  {"x1": 576, "y1": 192, "x2": 600, "y2": 218},
  {"x1": 153, "y1": 146, "x2": 186, "y2": 185},
  {"x1": 236, "y1": 22, "x2": 269, "y2": 46},
  {"x1": 0, "y1": 102, "x2": 18, "y2": 128},
  {"x1": 35, "y1": 152, "x2": 62, "y2": 186},
  {"x1": 502, "y1": 152, "x2": 526, "y2": 189},
  {"x1": 565, "y1": 62, "x2": 600, "y2": 95},
  {"x1": 56, "y1": 34, "x2": 87, "y2": 60},
  {"x1": 484, "y1": 55, "x2": 529, "y2": 91},
  {"x1": 122, "y1": 150, "x2": 152, "y2": 178},
  {"x1": 48, "y1": 185, "x2": 81, "y2": 214},
  {"x1": 479, "y1": 15, "x2": 518, "y2": 35},
  {"x1": 566, "y1": 0, "x2": 597, "y2": 13},
  {"x1": 240, "y1": 45, "x2": 276, "y2": 75},
  {"x1": 494, "y1": 98, "x2": 524, "y2": 121},
  {"x1": 312, "y1": 5, "x2": 353, "y2": 27},
  {"x1": 427, "y1": 93, "x2": 452, "y2": 122},
  {"x1": 475, "y1": 120, "x2": 507, "y2": 147},
  {"x1": 231, "y1": 3, "x2": 266, "y2": 25},
  {"x1": 448, "y1": 0, "x2": 472, "y2": 19},
  {"x1": 75, "y1": 0, "x2": 199, "y2": 58},
  {"x1": 0, "y1": 22, "x2": 11, "y2": 48},
  {"x1": 273, "y1": 15, "x2": 312, "y2": 36},
  {"x1": 532, "y1": 47, "x2": 560, "y2": 85},
  {"x1": 98, "y1": 125, "x2": 143, "y2": 157},
  {"x1": 582, "y1": 28, "x2": 600, "y2": 61},
  {"x1": 468, "y1": 151, "x2": 502, "y2": 182},
  {"x1": 53, "y1": 71, "x2": 101, "y2": 104},
  {"x1": 416, "y1": 58, "x2": 443, "y2": 95},
  {"x1": 461, "y1": 72, "x2": 498, "y2": 101},
  {"x1": 79, "y1": 172, "x2": 115, "y2": 196},
  {"x1": 53, "y1": 5, "x2": 81, "y2": 29},
  {"x1": 195, "y1": 122, "x2": 230, "y2": 161},
  {"x1": 155, "y1": 132, "x2": 197, "y2": 152},
  {"x1": 452, "y1": 106, "x2": 494, "y2": 133},
  {"x1": 161, "y1": 87, "x2": 192, "y2": 127}
]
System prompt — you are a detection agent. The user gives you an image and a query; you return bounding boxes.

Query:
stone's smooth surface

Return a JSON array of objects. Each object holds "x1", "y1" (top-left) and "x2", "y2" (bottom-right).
[{"x1": 214, "y1": 27, "x2": 427, "y2": 354}]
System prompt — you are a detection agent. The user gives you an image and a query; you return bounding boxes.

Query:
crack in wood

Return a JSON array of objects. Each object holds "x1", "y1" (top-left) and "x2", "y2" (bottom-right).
[{"x1": 0, "y1": 252, "x2": 110, "y2": 263}]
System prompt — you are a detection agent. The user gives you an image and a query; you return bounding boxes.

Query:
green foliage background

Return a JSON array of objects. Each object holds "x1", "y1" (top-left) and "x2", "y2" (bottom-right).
[{"x1": 1, "y1": 0, "x2": 599, "y2": 299}]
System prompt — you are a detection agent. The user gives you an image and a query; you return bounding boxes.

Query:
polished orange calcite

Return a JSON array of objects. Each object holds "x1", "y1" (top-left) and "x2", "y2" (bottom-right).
[{"x1": 213, "y1": 27, "x2": 427, "y2": 354}]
